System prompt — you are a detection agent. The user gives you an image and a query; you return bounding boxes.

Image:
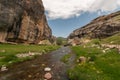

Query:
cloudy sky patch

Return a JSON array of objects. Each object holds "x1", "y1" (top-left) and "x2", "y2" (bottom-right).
[{"x1": 43, "y1": 0, "x2": 120, "y2": 19}]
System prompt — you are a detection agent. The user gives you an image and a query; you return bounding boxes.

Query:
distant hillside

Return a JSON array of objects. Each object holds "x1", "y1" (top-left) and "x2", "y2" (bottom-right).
[
  {"x1": 68, "y1": 11, "x2": 120, "y2": 45},
  {"x1": 56, "y1": 37, "x2": 67, "y2": 45}
]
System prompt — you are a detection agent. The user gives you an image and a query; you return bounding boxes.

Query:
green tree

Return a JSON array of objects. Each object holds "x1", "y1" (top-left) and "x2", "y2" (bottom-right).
[{"x1": 56, "y1": 37, "x2": 67, "y2": 45}]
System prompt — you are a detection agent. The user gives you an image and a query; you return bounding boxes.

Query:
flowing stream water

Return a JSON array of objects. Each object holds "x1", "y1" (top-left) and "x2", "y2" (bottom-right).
[{"x1": 0, "y1": 46, "x2": 75, "y2": 80}]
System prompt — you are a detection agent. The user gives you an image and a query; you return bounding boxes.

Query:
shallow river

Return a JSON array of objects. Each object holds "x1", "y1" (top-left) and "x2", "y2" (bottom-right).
[{"x1": 0, "y1": 46, "x2": 74, "y2": 80}]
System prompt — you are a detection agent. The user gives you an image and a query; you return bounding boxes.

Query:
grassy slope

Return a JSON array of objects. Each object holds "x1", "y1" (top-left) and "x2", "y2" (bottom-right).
[
  {"x1": 101, "y1": 33, "x2": 120, "y2": 45},
  {"x1": 68, "y1": 17, "x2": 120, "y2": 79},
  {"x1": 69, "y1": 45, "x2": 120, "y2": 80},
  {"x1": 0, "y1": 44, "x2": 59, "y2": 66}
]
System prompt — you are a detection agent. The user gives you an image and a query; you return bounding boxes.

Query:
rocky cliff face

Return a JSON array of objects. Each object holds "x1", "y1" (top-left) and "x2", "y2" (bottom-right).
[
  {"x1": 68, "y1": 11, "x2": 120, "y2": 42},
  {"x1": 0, "y1": 0, "x2": 52, "y2": 44}
]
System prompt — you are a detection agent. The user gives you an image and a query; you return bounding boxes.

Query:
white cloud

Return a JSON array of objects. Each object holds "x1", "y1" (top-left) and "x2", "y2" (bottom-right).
[{"x1": 42, "y1": 0, "x2": 120, "y2": 19}]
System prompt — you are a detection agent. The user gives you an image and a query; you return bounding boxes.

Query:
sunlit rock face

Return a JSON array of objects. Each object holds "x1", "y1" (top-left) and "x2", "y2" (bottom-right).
[
  {"x1": 0, "y1": 0, "x2": 52, "y2": 44},
  {"x1": 68, "y1": 11, "x2": 120, "y2": 45}
]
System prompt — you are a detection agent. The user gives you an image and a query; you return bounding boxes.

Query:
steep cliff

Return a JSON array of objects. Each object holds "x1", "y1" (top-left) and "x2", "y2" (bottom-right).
[
  {"x1": 0, "y1": 0, "x2": 52, "y2": 44},
  {"x1": 68, "y1": 11, "x2": 120, "y2": 40}
]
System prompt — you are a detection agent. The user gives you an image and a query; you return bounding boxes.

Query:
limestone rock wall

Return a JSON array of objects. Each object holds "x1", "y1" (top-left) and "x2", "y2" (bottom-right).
[
  {"x1": 68, "y1": 11, "x2": 120, "y2": 40},
  {"x1": 0, "y1": 0, "x2": 52, "y2": 44}
]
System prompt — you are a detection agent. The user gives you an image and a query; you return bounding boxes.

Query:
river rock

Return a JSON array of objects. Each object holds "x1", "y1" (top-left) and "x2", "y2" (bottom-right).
[
  {"x1": 1, "y1": 65, "x2": 8, "y2": 71},
  {"x1": 42, "y1": 64, "x2": 45, "y2": 66},
  {"x1": 77, "y1": 56, "x2": 87, "y2": 63},
  {"x1": 44, "y1": 72, "x2": 52, "y2": 79},
  {"x1": 44, "y1": 67, "x2": 51, "y2": 72},
  {"x1": 28, "y1": 75, "x2": 32, "y2": 78}
]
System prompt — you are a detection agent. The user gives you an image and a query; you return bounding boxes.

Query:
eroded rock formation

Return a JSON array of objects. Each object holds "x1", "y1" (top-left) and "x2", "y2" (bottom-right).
[
  {"x1": 0, "y1": 0, "x2": 52, "y2": 44},
  {"x1": 68, "y1": 11, "x2": 120, "y2": 45}
]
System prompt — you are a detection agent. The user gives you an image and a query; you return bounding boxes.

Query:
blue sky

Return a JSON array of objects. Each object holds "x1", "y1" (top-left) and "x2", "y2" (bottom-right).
[
  {"x1": 47, "y1": 12, "x2": 98, "y2": 37},
  {"x1": 43, "y1": 0, "x2": 120, "y2": 37}
]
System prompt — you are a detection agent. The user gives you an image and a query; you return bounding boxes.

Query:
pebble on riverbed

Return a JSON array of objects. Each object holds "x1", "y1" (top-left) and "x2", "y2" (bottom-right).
[
  {"x1": 42, "y1": 64, "x2": 46, "y2": 66},
  {"x1": 44, "y1": 67, "x2": 51, "y2": 72},
  {"x1": 1, "y1": 65, "x2": 8, "y2": 71},
  {"x1": 44, "y1": 72, "x2": 52, "y2": 79},
  {"x1": 28, "y1": 75, "x2": 32, "y2": 78}
]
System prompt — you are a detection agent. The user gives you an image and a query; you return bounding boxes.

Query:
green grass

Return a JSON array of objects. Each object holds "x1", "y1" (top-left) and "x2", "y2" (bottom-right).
[
  {"x1": 0, "y1": 44, "x2": 59, "y2": 66},
  {"x1": 68, "y1": 45, "x2": 120, "y2": 80},
  {"x1": 84, "y1": 33, "x2": 120, "y2": 45},
  {"x1": 101, "y1": 33, "x2": 120, "y2": 45},
  {"x1": 112, "y1": 15, "x2": 120, "y2": 21},
  {"x1": 61, "y1": 54, "x2": 71, "y2": 63}
]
